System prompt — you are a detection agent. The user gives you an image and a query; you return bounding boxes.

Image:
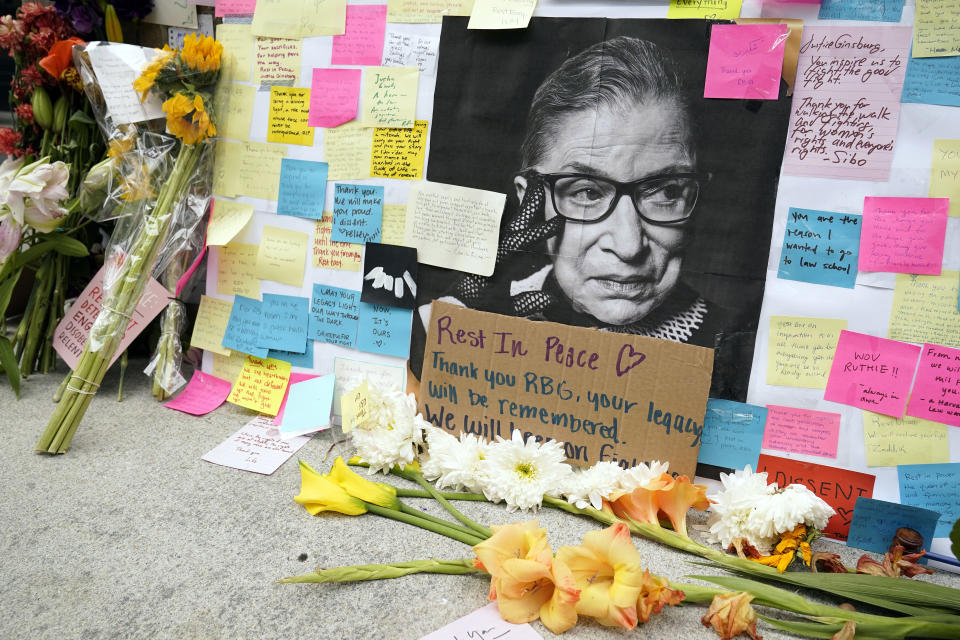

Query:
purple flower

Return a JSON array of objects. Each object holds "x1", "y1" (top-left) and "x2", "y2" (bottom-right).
[
  {"x1": 111, "y1": 0, "x2": 155, "y2": 21},
  {"x1": 69, "y1": 5, "x2": 101, "y2": 34}
]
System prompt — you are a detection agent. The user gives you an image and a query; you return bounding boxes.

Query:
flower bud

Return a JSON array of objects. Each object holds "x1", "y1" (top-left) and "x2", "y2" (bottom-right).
[
  {"x1": 53, "y1": 95, "x2": 69, "y2": 131},
  {"x1": 105, "y1": 4, "x2": 123, "y2": 43},
  {"x1": 78, "y1": 157, "x2": 113, "y2": 215},
  {"x1": 31, "y1": 86, "x2": 53, "y2": 130}
]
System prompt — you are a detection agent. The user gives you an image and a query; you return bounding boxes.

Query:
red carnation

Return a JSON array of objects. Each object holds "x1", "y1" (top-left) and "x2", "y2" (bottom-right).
[
  {"x1": 0, "y1": 15, "x2": 25, "y2": 54},
  {"x1": 14, "y1": 103, "x2": 35, "y2": 125},
  {"x1": 0, "y1": 127, "x2": 24, "y2": 157}
]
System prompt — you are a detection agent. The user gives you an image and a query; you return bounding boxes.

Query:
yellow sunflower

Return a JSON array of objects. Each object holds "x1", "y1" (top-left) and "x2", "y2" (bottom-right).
[
  {"x1": 133, "y1": 45, "x2": 175, "y2": 101},
  {"x1": 162, "y1": 93, "x2": 217, "y2": 146},
  {"x1": 181, "y1": 33, "x2": 222, "y2": 74}
]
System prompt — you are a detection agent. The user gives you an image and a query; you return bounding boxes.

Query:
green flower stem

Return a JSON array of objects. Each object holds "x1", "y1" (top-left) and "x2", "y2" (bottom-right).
[
  {"x1": 19, "y1": 253, "x2": 55, "y2": 376},
  {"x1": 364, "y1": 503, "x2": 485, "y2": 547},
  {"x1": 395, "y1": 488, "x2": 488, "y2": 502},
  {"x1": 398, "y1": 503, "x2": 489, "y2": 542},
  {"x1": 117, "y1": 349, "x2": 127, "y2": 402},
  {"x1": 278, "y1": 558, "x2": 482, "y2": 584},
  {"x1": 408, "y1": 471, "x2": 492, "y2": 539}
]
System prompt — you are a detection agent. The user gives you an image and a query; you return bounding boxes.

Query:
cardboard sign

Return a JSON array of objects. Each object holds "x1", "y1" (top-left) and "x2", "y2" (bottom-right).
[
  {"x1": 756, "y1": 453, "x2": 876, "y2": 540},
  {"x1": 418, "y1": 302, "x2": 714, "y2": 476}
]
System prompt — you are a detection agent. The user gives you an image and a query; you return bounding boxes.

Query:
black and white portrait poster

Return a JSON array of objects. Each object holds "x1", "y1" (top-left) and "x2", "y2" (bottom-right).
[{"x1": 412, "y1": 18, "x2": 793, "y2": 403}]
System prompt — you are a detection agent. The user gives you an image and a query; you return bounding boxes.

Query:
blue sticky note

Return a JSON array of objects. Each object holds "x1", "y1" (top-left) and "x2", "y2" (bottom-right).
[
  {"x1": 698, "y1": 399, "x2": 767, "y2": 470},
  {"x1": 898, "y1": 463, "x2": 960, "y2": 538},
  {"x1": 280, "y1": 373, "x2": 335, "y2": 437},
  {"x1": 818, "y1": 0, "x2": 904, "y2": 22},
  {"x1": 221, "y1": 295, "x2": 268, "y2": 358},
  {"x1": 777, "y1": 208, "x2": 861, "y2": 289},
  {"x1": 847, "y1": 497, "x2": 940, "y2": 559},
  {"x1": 277, "y1": 158, "x2": 328, "y2": 220},
  {"x1": 331, "y1": 183, "x2": 383, "y2": 243},
  {"x1": 256, "y1": 293, "x2": 309, "y2": 353},
  {"x1": 902, "y1": 51, "x2": 960, "y2": 107},
  {"x1": 310, "y1": 284, "x2": 360, "y2": 348},
  {"x1": 269, "y1": 339, "x2": 315, "y2": 369},
  {"x1": 357, "y1": 302, "x2": 412, "y2": 358}
]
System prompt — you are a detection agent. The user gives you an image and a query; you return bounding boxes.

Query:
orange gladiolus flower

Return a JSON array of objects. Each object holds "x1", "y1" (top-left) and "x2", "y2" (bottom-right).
[
  {"x1": 609, "y1": 473, "x2": 673, "y2": 525},
  {"x1": 39, "y1": 37, "x2": 85, "y2": 80},
  {"x1": 636, "y1": 570, "x2": 685, "y2": 623},
  {"x1": 701, "y1": 591, "x2": 762, "y2": 640},
  {"x1": 609, "y1": 473, "x2": 710, "y2": 538}
]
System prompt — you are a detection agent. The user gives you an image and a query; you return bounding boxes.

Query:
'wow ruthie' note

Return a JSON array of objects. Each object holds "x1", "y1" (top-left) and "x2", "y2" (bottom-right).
[{"x1": 824, "y1": 330, "x2": 921, "y2": 417}]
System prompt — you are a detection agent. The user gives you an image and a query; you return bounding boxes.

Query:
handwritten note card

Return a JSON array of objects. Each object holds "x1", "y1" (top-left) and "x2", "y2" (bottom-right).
[
  {"x1": 405, "y1": 180, "x2": 505, "y2": 277},
  {"x1": 847, "y1": 497, "x2": 940, "y2": 556},
  {"x1": 278, "y1": 159, "x2": 328, "y2": 220},
  {"x1": 216, "y1": 0, "x2": 257, "y2": 17},
  {"x1": 888, "y1": 272, "x2": 960, "y2": 348},
  {"x1": 340, "y1": 380, "x2": 369, "y2": 432},
  {"x1": 324, "y1": 122, "x2": 373, "y2": 179},
  {"x1": 251, "y1": 0, "x2": 346, "y2": 39},
  {"x1": 704, "y1": 24, "x2": 787, "y2": 100},
  {"x1": 267, "y1": 87, "x2": 314, "y2": 146},
  {"x1": 213, "y1": 350, "x2": 248, "y2": 384},
  {"x1": 913, "y1": 0, "x2": 960, "y2": 58},
  {"x1": 361, "y1": 66, "x2": 418, "y2": 128},
  {"x1": 386, "y1": 0, "x2": 473, "y2": 23},
  {"x1": 782, "y1": 27, "x2": 912, "y2": 181},
  {"x1": 280, "y1": 374, "x2": 336, "y2": 438},
  {"x1": 371, "y1": 120, "x2": 427, "y2": 179},
  {"x1": 824, "y1": 330, "x2": 921, "y2": 417},
  {"x1": 87, "y1": 43, "x2": 164, "y2": 125},
  {"x1": 906, "y1": 343, "x2": 960, "y2": 427},
  {"x1": 768, "y1": 316, "x2": 848, "y2": 389},
  {"x1": 208, "y1": 199, "x2": 253, "y2": 246},
  {"x1": 309, "y1": 69, "x2": 362, "y2": 128},
  {"x1": 332, "y1": 184, "x2": 383, "y2": 243},
  {"x1": 762, "y1": 405, "x2": 841, "y2": 458},
  {"x1": 254, "y1": 36, "x2": 301, "y2": 86},
  {"x1": 214, "y1": 23, "x2": 254, "y2": 82},
  {"x1": 357, "y1": 302, "x2": 412, "y2": 358},
  {"x1": 381, "y1": 204, "x2": 407, "y2": 245},
  {"x1": 902, "y1": 54, "x2": 960, "y2": 107},
  {"x1": 256, "y1": 226, "x2": 308, "y2": 287},
  {"x1": 929, "y1": 139, "x2": 960, "y2": 217},
  {"x1": 217, "y1": 243, "x2": 260, "y2": 299},
  {"x1": 222, "y1": 295, "x2": 268, "y2": 357},
  {"x1": 332, "y1": 4, "x2": 387, "y2": 65},
  {"x1": 202, "y1": 415, "x2": 311, "y2": 475},
  {"x1": 858, "y1": 197, "x2": 948, "y2": 275},
  {"x1": 190, "y1": 295, "x2": 233, "y2": 356},
  {"x1": 467, "y1": 0, "x2": 537, "y2": 29},
  {"x1": 313, "y1": 215, "x2": 363, "y2": 271},
  {"x1": 257, "y1": 294, "x2": 309, "y2": 353},
  {"x1": 382, "y1": 31, "x2": 439, "y2": 75},
  {"x1": 310, "y1": 284, "x2": 360, "y2": 347},
  {"x1": 165, "y1": 371, "x2": 233, "y2": 415},
  {"x1": 227, "y1": 355, "x2": 291, "y2": 415},
  {"x1": 418, "y1": 603, "x2": 542, "y2": 640},
  {"x1": 898, "y1": 463, "x2": 960, "y2": 537},
  {"x1": 216, "y1": 141, "x2": 286, "y2": 201},
  {"x1": 666, "y1": 0, "x2": 743, "y2": 19},
  {"x1": 212, "y1": 83, "x2": 255, "y2": 140},
  {"x1": 698, "y1": 399, "x2": 767, "y2": 470},
  {"x1": 333, "y1": 357, "x2": 405, "y2": 417},
  {"x1": 778, "y1": 208, "x2": 861, "y2": 289},
  {"x1": 863, "y1": 410, "x2": 949, "y2": 467},
  {"x1": 818, "y1": 0, "x2": 905, "y2": 22}
]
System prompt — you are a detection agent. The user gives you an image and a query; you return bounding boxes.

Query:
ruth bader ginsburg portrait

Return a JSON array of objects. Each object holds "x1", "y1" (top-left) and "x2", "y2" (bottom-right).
[{"x1": 411, "y1": 18, "x2": 794, "y2": 402}]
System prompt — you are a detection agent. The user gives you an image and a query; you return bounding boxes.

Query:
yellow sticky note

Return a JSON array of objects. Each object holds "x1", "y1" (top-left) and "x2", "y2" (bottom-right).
[
  {"x1": 213, "y1": 83, "x2": 256, "y2": 141},
  {"x1": 214, "y1": 141, "x2": 240, "y2": 197},
  {"x1": 381, "y1": 204, "x2": 407, "y2": 245},
  {"x1": 468, "y1": 0, "x2": 536, "y2": 29},
  {"x1": 888, "y1": 271, "x2": 960, "y2": 347},
  {"x1": 930, "y1": 139, "x2": 960, "y2": 217},
  {"x1": 253, "y1": 37, "x2": 301, "y2": 86},
  {"x1": 191, "y1": 296, "x2": 234, "y2": 356},
  {"x1": 324, "y1": 122, "x2": 374, "y2": 180},
  {"x1": 913, "y1": 0, "x2": 960, "y2": 58},
  {"x1": 208, "y1": 199, "x2": 254, "y2": 246},
  {"x1": 217, "y1": 243, "x2": 260, "y2": 299},
  {"x1": 371, "y1": 120, "x2": 427, "y2": 179},
  {"x1": 767, "y1": 316, "x2": 847, "y2": 389},
  {"x1": 387, "y1": 0, "x2": 473, "y2": 22},
  {"x1": 863, "y1": 411, "x2": 950, "y2": 466},
  {"x1": 267, "y1": 87, "x2": 315, "y2": 146},
  {"x1": 252, "y1": 0, "x2": 346, "y2": 38},
  {"x1": 227, "y1": 355, "x2": 292, "y2": 416},
  {"x1": 667, "y1": 0, "x2": 743, "y2": 19},
  {"x1": 313, "y1": 214, "x2": 363, "y2": 271},
  {"x1": 257, "y1": 226, "x2": 308, "y2": 286},
  {"x1": 213, "y1": 350, "x2": 248, "y2": 384},
  {"x1": 362, "y1": 67, "x2": 418, "y2": 128},
  {"x1": 234, "y1": 141, "x2": 286, "y2": 201},
  {"x1": 215, "y1": 23, "x2": 254, "y2": 83},
  {"x1": 340, "y1": 380, "x2": 370, "y2": 433}
]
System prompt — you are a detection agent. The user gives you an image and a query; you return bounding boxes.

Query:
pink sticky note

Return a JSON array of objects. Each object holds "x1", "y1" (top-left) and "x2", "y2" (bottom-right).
[
  {"x1": 272, "y1": 372, "x2": 319, "y2": 426},
  {"x1": 824, "y1": 330, "x2": 921, "y2": 417},
  {"x1": 308, "y1": 68, "x2": 361, "y2": 128},
  {"x1": 215, "y1": 0, "x2": 256, "y2": 17},
  {"x1": 53, "y1": 266, "x2": 169, "y2": 371},
  {"x1": 331, "y1": 5, "x2": 387, "y2": 67},
  {"x1": 164, "y1": 371, "x2": 233, "y2": 416},
  {"x1": 907, "y1": 344, "x2": 960, "y2": 428},
  {"x1": 858, "y1": 197, "x2": 948, "y2": 275},
  {"x1": 704, "y1": 24, "x2": 787, "y2": 100},
  {"x1": 762, "y1": 405, "x2": 841, "y2": 458}
]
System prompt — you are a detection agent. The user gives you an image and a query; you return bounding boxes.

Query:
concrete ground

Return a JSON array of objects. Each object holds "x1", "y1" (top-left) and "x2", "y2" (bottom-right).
[{"x1": 1, "y1": 361, "x2": 959, "y2": 639}]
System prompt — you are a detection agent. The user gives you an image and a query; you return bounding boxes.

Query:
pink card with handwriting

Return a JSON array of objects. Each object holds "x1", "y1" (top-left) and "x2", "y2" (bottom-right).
[
  {"x1": 824, "y1": 330, "x2": 921, "y2": 417},
  {"x1": 762, "y1": 405, "x2": 841, "y2": 458},
  {"x1": 215, "y1": 0, "x2": 256, "y2": 17},
  {"x1": 165, "y1": 371, "x2": 233, "y2": 416},
  {"x1": 858, "y1": 197, "x2": 948, "y2": 275},
  {"x1": 704, "y1": 24, "x2": 788, "y2": 100},
  {"x1": 332, "y1": 5, "x2": 387, "y2": 66},
  {"x1": 308, "y1": 68, "x2": 362, "y2": 128},
  {"x1": 907, "y1": 344, "x2": 960, "y2": 427}
]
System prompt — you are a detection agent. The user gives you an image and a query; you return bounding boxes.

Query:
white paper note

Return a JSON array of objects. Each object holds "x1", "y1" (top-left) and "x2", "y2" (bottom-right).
[
  {"x1": 202, "y1": 416, "x2": 311, "y2": 474},
  {"x1": 418, "y1": 603, "x2": 542, "y2": 640},
  {"x1": 87, "y1": 43, "x2": 165, "y2": 125}
]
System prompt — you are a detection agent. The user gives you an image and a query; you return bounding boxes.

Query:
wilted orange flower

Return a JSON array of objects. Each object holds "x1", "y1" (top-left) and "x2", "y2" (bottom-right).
[
  {"x1": 608, "y1": 473, "x2": 709, "y2": 537},
  {"x1": 636, "y1": 570, "x2": 684, "y2": 623},
  {"x1": 181, "y1": 33, "x2": 222, "y2": 73},
  {"x1": 748, "y1": 524, "x2": 811, "y2": 573},
  {"x1": 162, "y1": 93, "x2": 216, "y2": 145},
  {"x1": 133, "y1": 45, "x2": 175, "y2": 101},
  {"x1": 856, "y1": 545, "x2": 934, "y2": 578},
  {"x1": 701, "y1": 591, "x2": 762, "y2": 640},
  {"x1": 811, "y1": 551, "x2": 848, "y2": 574},
  {"x1": 831, "y1": 620, "x2": 856, "y2": 640}
]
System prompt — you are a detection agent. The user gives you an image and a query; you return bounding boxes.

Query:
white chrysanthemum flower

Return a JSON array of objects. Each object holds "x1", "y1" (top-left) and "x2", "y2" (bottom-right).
[
  {"x1": 349, "y1": 383, "x2": 426, "y2": 474},
  {"x1": 747, "y1": 484, "x2": 834, "y2": 540},
  {"x1": 420, "y1": 426, "x2": 489, "y2": 493},
  {"x1": 615, "y1": 460, "x2": 671, "y2": 493},
  {"x1": 477, "y1": 430, "x2": 573, "y2": 512},
  {"x1": 561, "y1": 461, "x2": 625, "y2": 510},
  {"x1": 706, "y1": 466, "x2": 779, "y2": 552}
]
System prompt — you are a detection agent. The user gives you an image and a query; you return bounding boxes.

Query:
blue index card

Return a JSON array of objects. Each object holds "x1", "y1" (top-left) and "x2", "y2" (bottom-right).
[
  {"x1": 256, "y1": 293, "x2": 309, "y2": 353},
  {"x1": 902, "y1": 52, "x2": 960, "y2": 107},
  {"x1": 898, "y1": 463, "x2": 960, "y2": 538},
  {"x1": 847, "y1": 497, "x2": 940, "y2": 560},
  {"x1": 277, "y1": 158, "x2": 328, "y2": 220},
  {"x1": 698, "y1": 399, "x2": 767, "y2": 470},
  {"x1": 777, "y1": 208, "x2": 861, "y2": 289},
  {"x1": 310, "y1": 284, "x2": 360, "y2": 348},
  {"x1": 331, "y1": 183, "x2": 383, "y2": 243},
  {"x1": 818, "y1": 0, "x2": 904, "y2": 22},
  {"x1": 357, "y1": 302, "x2": 413, "y2": 358},
  {"x1": 269, "y1": 339, "x2": 315, "y2": 369},
  {"x1": 221, "y1": 295, "x2": 268, "y2": 358},
  {"x1": 280, "y1": 373, "x2": 335, "y2": 439}
]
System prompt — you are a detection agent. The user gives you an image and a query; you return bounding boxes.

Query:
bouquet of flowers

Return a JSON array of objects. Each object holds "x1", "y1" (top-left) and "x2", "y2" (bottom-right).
[
  {"x1": 36, "y1": 34, "x2": 223, "y2": 453},
  {"x1": 53, "y1": 0, "x2": 155, "y2": 43}
]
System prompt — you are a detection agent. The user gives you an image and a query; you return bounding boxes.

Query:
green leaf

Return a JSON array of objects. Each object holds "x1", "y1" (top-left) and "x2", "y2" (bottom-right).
[
  {"x1": 0, "y1": 267, "x2": 24, "y2": 321},
  {"x1": 67, "y1": 110, "x2": 96, "y2": 132},
  {"x1": 0, "y1": 336, "x2": 20, "y2": 398},
  {"x1": 45, "y1": 233, "x2": 89, "y2": 257}
]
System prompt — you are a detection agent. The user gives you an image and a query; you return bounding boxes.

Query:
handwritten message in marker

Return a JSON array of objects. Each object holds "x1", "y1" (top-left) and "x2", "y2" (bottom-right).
[
  {"x1": 906, "y1": 343, "x2": 960, "y2": 427},
  {"x1": 371, "y1": 120, "x2": 427, "y2": 179},
  {"x1": 253, "y1": 36, "x2": 300, "y2": 86},
  {"x1": 324, "y1": 123, "x2": 373, "y2": 179},
  {"x1": 256, "y1": 226, "x2": 308, "y2": 287},
  {"x1": 313, "y1": 215, "x2": 363, "y2": 271},
  {"x1": 913, "y1": 0, "x2": 960, "y2": 58},
  {"x1": 332, "y1": 4, "x2": 387, "y2": 66},
  {"x1": 929, "y1": 140, "x2": 960, "y2": 217},
  {"x1": 216, "y1": 0, "x2": 257, "y2": 17},
  {"x1": 226, "y1": 355, "x2": 291, "y2": 416},
  {"x1": 208, "y1": 199, "x2": 253, "y2": 246},
  {"x1": 341, "y1": 380, "x2": 370, "y2": 433},
  {"x1": 217, "y1": 243, "x2": 260, "y2": 299},
  {"x1": 164, "y1": 371, "x2": 233, "y2": 416},
  {"x1": 467, "y1": 0, "x2": 537, "y2": 30},
  {"x1": 847, "y1": 497, "x2": 939, "y2": 557},
  {"x1": 86, "y1": 43, "x2": 164, "y2": 125},
  {"x1": 824, "y1": 330, "x2": 921, "y2": 417},
  {"x1": 418, "y1": 602, "x2": 542, "y2": 640},
  {"x1": 858, "y1": 197, "x2": 948, "y2": 275},
  {"x1": 310, "y1": 285, "x2": 360, "y2": 347},
  {"x1": 778, "y1": 208, "x2": 861, "y2": 289},
  {"x1": 202, "y1": 416, "x2": 311, "y2": 475},
  {"x1": 863, "y1": 411, "x2": 949, "y2": 467},
  {"x1": 888, "y1": 272, "x2": 960, "y2": 348},
  {"x1": 331, "y1": 184, "x2": 383, "y2": 243},
  {"x1": 762, "y1": 405, "x2": 841, "y2": 458},
  {"x1": 361, "y1": 66, "x2": 418, "y2": 128},
  {"x1": 382, "y1": 31, "x2": 439, "y2": 75},
  {"x1": 698, "y1": 399, "x2": 766, "y2": 470},
  {"x1": 357, "y1": 302, "x2": 412, "y2": 358},
  {"x1": 277, "y1": 159, "x2": 328, "y2": 220},
  {"x1": 222, "y1": 295, "x2": 268, "y2": 358},
  {"x1": 309, "y1": 69, "x2": 362, "y2": 128},
  {"x1": 902, "y1": 54, "x2": 960, "y2": 107},
  {"x1": 267, "y1": 87, "x2": 314, "y2": 145},
  {"x1": 704, "y1": 24, "x2": 787, "y2": 100},
  {"x1": 898, "y1": 463, "x2": 960, "y2": 537},
  {"x1": 257, "y1": 294, "x2": 309, "y2": 354},
  {"x1": 190, "y1": 295, "x2": 233, "y2": 356},
  {"x1": 767, "y1": 316, "x2": 847, "y2": 389}
]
